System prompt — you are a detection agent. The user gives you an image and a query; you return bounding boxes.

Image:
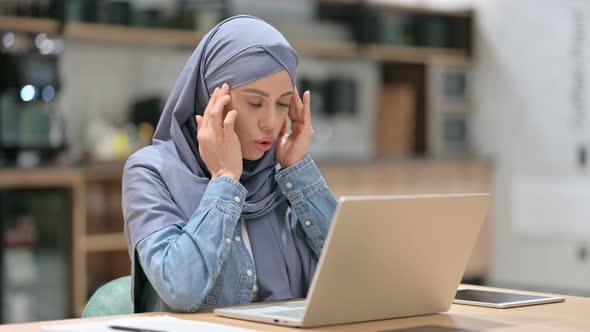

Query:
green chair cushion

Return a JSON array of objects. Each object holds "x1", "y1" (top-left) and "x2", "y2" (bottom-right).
[{"x1": 82, "y1": 275, "x2": 133, "y2": 318}]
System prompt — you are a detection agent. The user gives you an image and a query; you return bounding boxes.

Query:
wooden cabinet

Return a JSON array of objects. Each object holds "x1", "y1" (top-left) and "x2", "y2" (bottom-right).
[
  {"x1": 0, "y1": 163, "x2": 127, "y2": 317},
  {"x1": 80, "y1": 164, "x2": 129, "y2": 316}
]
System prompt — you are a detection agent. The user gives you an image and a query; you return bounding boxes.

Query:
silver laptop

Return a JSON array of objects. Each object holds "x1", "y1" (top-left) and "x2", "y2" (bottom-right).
[{"x1": 214, "y1": 193, "x2": 491, "y2": 328}]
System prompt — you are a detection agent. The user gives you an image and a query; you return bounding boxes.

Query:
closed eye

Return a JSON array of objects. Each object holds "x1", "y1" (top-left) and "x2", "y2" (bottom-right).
[
  {"x1": 249, "y1": 102, "x2": 263, "y2": 108},
  {"x1": 277, "y1": 103, "x2": 290, "y2": 108}
]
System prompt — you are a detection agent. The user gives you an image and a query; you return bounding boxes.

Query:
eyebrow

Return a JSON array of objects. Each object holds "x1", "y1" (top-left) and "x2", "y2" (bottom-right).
[{"x1": 241, "y1": 88, "x2": 293, "y2": 98}]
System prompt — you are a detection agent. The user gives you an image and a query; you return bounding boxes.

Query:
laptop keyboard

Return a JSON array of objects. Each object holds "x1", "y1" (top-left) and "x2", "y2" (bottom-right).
[
  {"x1": 266, "y1": 308, "x2": 305, "y2": 319},
  {"x1": 280, "y1": 301, "x2": 306, "y2": 308}
]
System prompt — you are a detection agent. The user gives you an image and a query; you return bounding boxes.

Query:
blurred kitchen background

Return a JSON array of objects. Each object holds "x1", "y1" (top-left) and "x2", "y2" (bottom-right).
[{"x1": 0, "y1": 0, "x2": 589, "y2": 324}]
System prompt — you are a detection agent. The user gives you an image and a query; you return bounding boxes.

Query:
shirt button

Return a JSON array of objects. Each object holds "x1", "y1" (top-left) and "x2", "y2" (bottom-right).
[
  {"x1": 235, "y1": 236, "x2": 241, "y2": 242},
  {"x1": 286, "y1": 182, "x2": 293, "y2": 189},
  {"x1": 226, "y1": 238, "x2": 231, "y2": 244},
  {"x1": 234, "y1": 196, "x2": 241, "y2": 203},
  {"x1": 304, "y1": 220, "x2": 311, "y2": 226},
  {"x1": 246, "y1": 270, "x2": 253, "y2": 277}
]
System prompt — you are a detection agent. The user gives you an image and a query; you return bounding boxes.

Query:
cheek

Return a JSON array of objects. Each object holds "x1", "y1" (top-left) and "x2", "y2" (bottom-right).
[
  {"x1": 276, "y1": 112, "x2": 288, "y2": 127},
  {"x1": 232, "y1": 111, "x2": 257, "y2": 145},
  {"x1": 232, "y1": 112, "x2": 246, "y2": 136},
  {"x1": 224, "y1": 99, "x2": 244, "y2": 132}
]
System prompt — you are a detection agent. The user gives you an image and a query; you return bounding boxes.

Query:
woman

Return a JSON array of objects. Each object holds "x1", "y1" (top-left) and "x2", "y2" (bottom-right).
[{"x1": 122, "y1": 15, "x2": 337, "y2": 313}]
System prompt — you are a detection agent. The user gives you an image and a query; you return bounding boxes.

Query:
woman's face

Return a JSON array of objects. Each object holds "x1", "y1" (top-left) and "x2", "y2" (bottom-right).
[{"x1": 226, "y1": 70, "x2": 293, "y2": 160}]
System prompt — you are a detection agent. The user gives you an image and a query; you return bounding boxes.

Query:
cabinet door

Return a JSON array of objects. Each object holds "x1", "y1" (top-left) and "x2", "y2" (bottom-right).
[{"x1": 0, "y1": 189, "x2": 71, "y2": 323}]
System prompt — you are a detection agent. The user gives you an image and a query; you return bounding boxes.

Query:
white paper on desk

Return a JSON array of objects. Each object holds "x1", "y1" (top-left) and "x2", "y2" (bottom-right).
[{"x1": 42, "y1": 315, "x2": 258, "y2": 332}]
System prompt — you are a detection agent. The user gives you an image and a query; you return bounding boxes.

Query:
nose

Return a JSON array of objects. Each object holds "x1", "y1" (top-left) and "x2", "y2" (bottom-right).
[{"x1": 258, "y1": 106, "x2": 276, "y2": 132}]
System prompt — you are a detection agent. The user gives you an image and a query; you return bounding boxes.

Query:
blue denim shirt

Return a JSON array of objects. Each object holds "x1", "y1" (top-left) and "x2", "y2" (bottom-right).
[{"x1": 135, "y1": 156, "x2": 337, "y2": 312}]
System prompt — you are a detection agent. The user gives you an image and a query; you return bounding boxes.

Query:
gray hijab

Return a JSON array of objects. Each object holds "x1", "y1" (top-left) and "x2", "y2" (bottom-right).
[{"x1": 127, "y1": 15, "x2": 315, "y2": 303}]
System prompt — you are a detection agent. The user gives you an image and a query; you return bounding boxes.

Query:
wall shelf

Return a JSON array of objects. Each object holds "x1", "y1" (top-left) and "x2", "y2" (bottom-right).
[
  {"x1": 64, "y1": 22, "x2": 206, "y2": 48},
  {"x1": 292, "y1": 40, "x2": 358, "y2": 58},
  {"x1": 363, "y1": 44, "x2": 470, "y2": 65},
  {"x1": 0, "y1": 15, "x2": 60, "y2": 34},
  {"x1": 0, "y1": 17, "x2": 472, "y2": 64},
  {"x1": 63, "y1": 23, "x2": 468, "y2": 64},
  {"x1": 366, "y1": 2, "x2": 472, "y2": 18},
  {"x1": 318, "y1": 0, "x2": 362, "y2": 5},
  {"x1": 318, "y1": 0, "x2": 472, "y2": 17},
  {"x1": 63, "y1": 23, "x2": 359, "y2": 58}
]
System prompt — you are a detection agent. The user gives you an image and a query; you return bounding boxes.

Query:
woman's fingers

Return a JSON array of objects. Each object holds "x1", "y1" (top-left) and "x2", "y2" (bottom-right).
[
  {"x1": 279, "y1": 118, "x2": 288, "y2": 137},
  {"x1": 223, "y1": 110, "x2": 238, "y2": 139},
  {"x1": 289, "y1": 89, "x2": 312, "y2": 136},
  {"x1": 209, "y1": 85, "x2": 232, "y2": 141},
  {"x1": 201, "y1": 87, "x2": 220, "y2": 129},
  {"x1": 293, "y1": 87, "x2": 305, "y2": 122},
  {"x1": 294, "y1": 86, "x2": 304, "y2": 110},
  {"x1": 195, "y1": 115, "x2": 203, "y2": 130},
  {"x1": 288, "y1": 94, "x2": 299, "y2": 122},
  {"x1": 202, "y1": 84, "x2": 231, "y2": 128},
  {"x1": 303, "y1": 90, "x2": 311, "y2": 128}
]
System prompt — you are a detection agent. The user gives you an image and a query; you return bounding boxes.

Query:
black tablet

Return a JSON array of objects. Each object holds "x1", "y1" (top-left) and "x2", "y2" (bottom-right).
[{"x1": 454, "y1": 288, "x2": 565, "y2": 308}]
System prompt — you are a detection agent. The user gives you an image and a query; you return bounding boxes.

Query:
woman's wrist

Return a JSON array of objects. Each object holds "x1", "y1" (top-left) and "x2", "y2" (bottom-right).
[
  {"x1": 211, "y1": 169, "x2": 241, "y2": 181},
  {"x1": 279, "y1": 155, "x2": 310, "y2": 170},
  {"x1": 279, "y1": 154, "x2": 307, "y2": 169}
]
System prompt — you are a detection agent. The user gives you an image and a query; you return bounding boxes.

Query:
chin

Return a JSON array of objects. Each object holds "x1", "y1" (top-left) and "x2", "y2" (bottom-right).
[{"x1": 243, "y1": 150, "x2": 265, "y2": 161}]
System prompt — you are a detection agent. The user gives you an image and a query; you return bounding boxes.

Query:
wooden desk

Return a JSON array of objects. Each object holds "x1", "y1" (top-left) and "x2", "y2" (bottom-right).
[{"x1": 1, "y1": 285, "x2": 588, "y2": 332}]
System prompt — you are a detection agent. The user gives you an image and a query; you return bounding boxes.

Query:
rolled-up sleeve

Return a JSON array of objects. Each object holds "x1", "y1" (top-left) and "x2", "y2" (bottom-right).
[
  {"x1": 275, "y1": 155, "x2": 337, "y2": 257},
  {"x1": 132, "y1": 174, "x2": 246, "y2": 312}
]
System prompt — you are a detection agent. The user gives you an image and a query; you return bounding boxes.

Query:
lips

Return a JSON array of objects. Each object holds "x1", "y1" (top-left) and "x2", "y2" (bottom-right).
[{"x1": 255, "y1": 136, "x2": 274, "y2": 152}]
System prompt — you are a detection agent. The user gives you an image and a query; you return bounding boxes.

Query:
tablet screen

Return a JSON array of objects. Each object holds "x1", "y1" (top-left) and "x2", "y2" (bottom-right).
[{"x1": 455, "y1": 289, "x2": 553, "y2": 304}]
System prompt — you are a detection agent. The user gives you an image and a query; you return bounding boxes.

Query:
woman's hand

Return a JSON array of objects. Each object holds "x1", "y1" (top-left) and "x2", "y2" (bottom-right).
[
  {"x1": 276, "y1": 88, "x2": 314, "y2": 168},
  {"x1": 195, "y1": 83, "x2": 243, "y2": 181}
]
